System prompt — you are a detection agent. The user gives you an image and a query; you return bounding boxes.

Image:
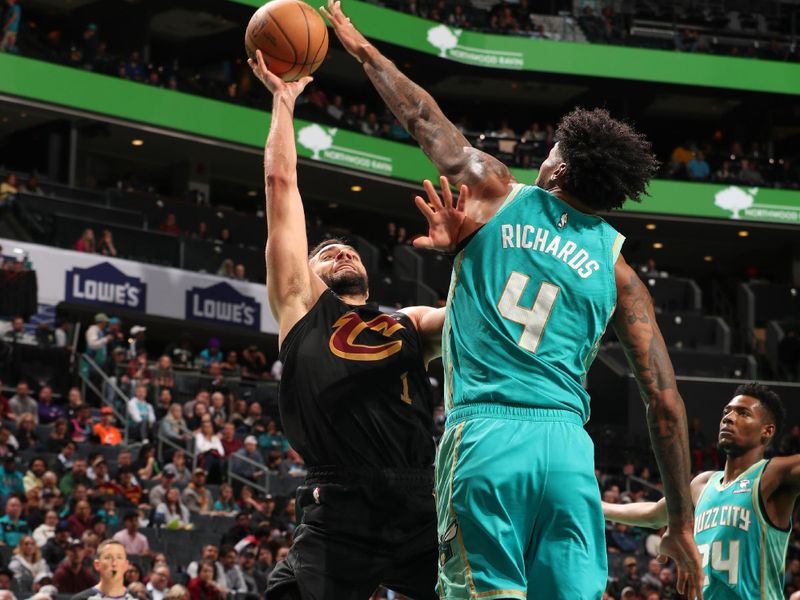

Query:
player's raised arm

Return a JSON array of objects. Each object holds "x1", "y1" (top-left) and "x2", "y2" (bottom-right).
[
  {"x1": 602, "y1": 499, "x2": 668, "y2": 529},
  {"x1": 320, "y1": 0, "x2": 512, "y2": 200},
  {"x1": 612, "y1": 254, "x2": 704, "y2": 599},
  {"x1": 249, "y1": 50, "x2": 326, "y2": 343}
]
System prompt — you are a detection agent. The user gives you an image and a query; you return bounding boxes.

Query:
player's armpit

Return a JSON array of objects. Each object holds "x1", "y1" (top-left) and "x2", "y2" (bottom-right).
[
  {"x1": 612, "y1": 255, "x2": 694, "y2": 532},
  {"x1": 602, "y1": 498, "x2": 668, "y2": 529},
  {"x1": 399, "y1": 306, "x2": 444, "y2": 365}
]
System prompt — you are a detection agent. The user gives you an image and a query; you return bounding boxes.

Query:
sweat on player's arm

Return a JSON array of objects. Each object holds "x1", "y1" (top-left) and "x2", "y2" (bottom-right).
[{"x1": 320, "y1": 0, "x2": 513, "y2": 202}]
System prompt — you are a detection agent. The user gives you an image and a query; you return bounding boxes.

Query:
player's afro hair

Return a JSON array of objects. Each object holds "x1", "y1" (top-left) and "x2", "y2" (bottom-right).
[
  {"x1": 734, "y1": 382, "x2": 786, "y2": 444},
  {"x1": 555, "y1": 107, "x2": 659, "y2": 212}
]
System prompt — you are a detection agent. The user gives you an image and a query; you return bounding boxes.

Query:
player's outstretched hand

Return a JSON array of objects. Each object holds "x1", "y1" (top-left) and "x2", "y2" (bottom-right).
[
  {"x1": 320, "y1": 0, "x2": 371, "y2": 63},
  {"x1": 413, "y1": 176, "x2": 469, "y2": 252},
  {"x1": 658, "y1": 528, "x2": 704, "y2": 600},
  {"x1": 247, "y1": 49, "x2": 312, "y2": 101}
]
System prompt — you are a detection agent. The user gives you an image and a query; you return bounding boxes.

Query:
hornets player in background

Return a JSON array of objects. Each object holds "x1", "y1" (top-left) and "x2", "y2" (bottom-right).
[
  {"x1": 248, "y1": 49, "x2": 443, "y2": 600},
  {"x1": 604, "y1": 383, "x2": 792, "y2": 599},
  {"x1": 322, "y1": 1, "x2": 703, "y2": 599}
]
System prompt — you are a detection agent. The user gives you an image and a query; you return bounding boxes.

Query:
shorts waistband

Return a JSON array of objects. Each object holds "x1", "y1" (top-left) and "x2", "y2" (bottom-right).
[
  {"x1": 446, "y1": 403, "x2": 585, "y2": 426},
  {"x1": 305, "y1": 465, "x2": 434, "y2": 487}
]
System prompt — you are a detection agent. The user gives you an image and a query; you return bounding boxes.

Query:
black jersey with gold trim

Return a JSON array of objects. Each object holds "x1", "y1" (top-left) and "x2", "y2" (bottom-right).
[{"x1": 278, "y1": 289, "x2": 436, "y2": 469}]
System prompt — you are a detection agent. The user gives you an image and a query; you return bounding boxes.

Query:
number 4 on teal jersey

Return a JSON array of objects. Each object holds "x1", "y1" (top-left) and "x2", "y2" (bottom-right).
[{"x1": 497, "y1": 271, "x2": 560, "y2": 353}]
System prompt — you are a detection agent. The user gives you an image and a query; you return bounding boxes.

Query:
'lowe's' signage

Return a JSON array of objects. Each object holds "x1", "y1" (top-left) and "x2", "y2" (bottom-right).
[
  {"x1": 66, "y1": 262, "x2": 147, "y2": 311},
  {"x1": 185, "y1": 282, "x2": 261, "y2": 330}
]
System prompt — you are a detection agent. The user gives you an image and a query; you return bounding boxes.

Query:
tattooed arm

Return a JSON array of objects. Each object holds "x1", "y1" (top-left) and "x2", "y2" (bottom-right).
[
  {"x1": 612, "y1": 255, "x2": 704, "y2": 599},
  {"x1": 321, "y1": 0, "x2": 512, "y2": 203}
]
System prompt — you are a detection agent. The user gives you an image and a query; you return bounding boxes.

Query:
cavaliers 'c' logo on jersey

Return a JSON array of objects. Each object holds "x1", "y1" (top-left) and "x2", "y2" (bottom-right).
[{"x1": 329, "y1": 312, "x2": 404, "y2": 361}]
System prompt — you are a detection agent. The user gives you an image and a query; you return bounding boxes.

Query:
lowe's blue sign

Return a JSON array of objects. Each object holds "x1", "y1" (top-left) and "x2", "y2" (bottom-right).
[
  {"x1": 66, "y1": 262, "x2": 147, "y2": 311},
  {"x1": 185, "y1": 282, "x2": 261, "y2": 330}
]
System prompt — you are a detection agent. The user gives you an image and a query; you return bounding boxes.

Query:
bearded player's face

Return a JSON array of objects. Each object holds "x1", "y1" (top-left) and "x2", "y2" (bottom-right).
[{"x1": 310, "y1": 244, "x2": 369, "y2": 297}]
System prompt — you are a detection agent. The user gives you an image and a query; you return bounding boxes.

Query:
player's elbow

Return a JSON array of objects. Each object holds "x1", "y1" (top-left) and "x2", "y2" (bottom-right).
[{"x1": 266, "y1": 172, "x2": 295, "y2": 192}]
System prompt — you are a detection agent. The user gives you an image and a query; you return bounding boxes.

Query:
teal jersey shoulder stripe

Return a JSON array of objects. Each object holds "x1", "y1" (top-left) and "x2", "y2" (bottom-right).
[
  {"x1": 694, "y1": 460, "x2": 790, "y2": 599},
  {"x1": 443, "y1": 184, "x2": 622, "y2": 422}
]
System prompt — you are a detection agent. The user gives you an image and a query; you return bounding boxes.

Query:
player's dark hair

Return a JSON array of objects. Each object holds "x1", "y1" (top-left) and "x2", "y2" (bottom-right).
[
  {"x1": 555, "y1": 108, "x2": 659, "y2": 211},
  {"x1": 734, "y1": 382, "x2": 785, "y2": 443},
  {"x1": 308, "y1": 237, "x2": 351, "y2": 259}
]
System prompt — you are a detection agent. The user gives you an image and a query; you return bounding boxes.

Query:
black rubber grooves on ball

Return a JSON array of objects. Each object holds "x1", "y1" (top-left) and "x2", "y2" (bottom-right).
[
  {"x1": 298, "y1": 2, "x2": 311, "y2": 77},
  {"x1": 268, "y1": 5, "x2": 300, "y2": 78},
  {"x1": 307, "y1": 17, "x2": 328, "y2": 72}
]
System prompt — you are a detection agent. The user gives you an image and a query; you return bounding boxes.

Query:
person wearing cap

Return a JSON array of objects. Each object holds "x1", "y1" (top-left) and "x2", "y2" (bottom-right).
[
  {"x1": 148, "y1": 470, "x2": 175, "y2": 507},
  {"x1": 616, "y1": 556, "x2": 641, "y2": 597},
  {"x1": 9, "y1": 535, "x2": 51, "y2": 596},
  {"x1": 53, "y1": 540, "x2": 93, "y2": 594},
  {"x1": 0, "y1": 453, "x2": 24, "y2": 499},
  {"x1": 0, "y1": 495, "x2": 29, "y2": 548},
  {"x1": 42, "y1": 522, "x2": 73, "y2": 571},
  {"x1": 181, "y1": 468, "x2": 214, "y2": 515},
  {"x1": 84, "y1": 314, "x2": 112, "y2": 373},
  {"x1": 231, "y1": 436, "x2": 265, "y2": 484},
  {"x1": 93, "y1": 408, "x2": 122, "y2": 446},
  {"x1": 71, "y1": 538, "x2": 137, "y2": 600},
  {"x1": 105, "y1": 318, "x2": 126, "y2": 357},
  {"x1": 197, "y1": 338, "x2": 223, "y2": 369}
]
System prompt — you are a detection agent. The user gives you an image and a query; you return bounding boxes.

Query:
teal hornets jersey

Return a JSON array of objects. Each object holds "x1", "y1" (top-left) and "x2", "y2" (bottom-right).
[
  {"x1": 694, "y1": 459, "x2": 790, "y2": 599},
  {"x1": 442, "y1": 184, "x2": 624, "y2": 422}
]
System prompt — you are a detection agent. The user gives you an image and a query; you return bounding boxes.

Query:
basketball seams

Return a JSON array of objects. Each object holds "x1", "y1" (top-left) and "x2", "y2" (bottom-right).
[
  {"x1": 298, "y1": 2, "x2": 311, "y2": 77},
  {"x1": 264, "y1": 4, "x2": 300, "y2": 77},
  {"x1": 307, "y1": 15, "x2": 328, "y2": 73}
]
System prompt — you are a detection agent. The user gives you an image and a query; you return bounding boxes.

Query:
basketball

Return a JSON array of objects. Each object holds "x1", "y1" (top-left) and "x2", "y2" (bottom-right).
[{"x1": 245, "y1": 0, "x2": 329, "y2": 81}]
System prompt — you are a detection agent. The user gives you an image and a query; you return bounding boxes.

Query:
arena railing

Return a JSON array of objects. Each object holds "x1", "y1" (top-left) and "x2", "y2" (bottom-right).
[
  {"x1": 156, "y1": 421, "x2": 199, "y2": 471},
  {"x1": 78, "y1": 352, "x2": 132, "y2": 445},
  {"x1": 228, "y1": 451, "x2": 273, "y2": 497}
]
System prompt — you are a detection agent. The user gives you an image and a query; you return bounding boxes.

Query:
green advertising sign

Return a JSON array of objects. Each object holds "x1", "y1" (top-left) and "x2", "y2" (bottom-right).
[
  {"x1": 233, "y1": 0, "x2": 800, "y2": 95},
  {"x1": 1, "y1": 54, "x2": 798, "y2": 225}
]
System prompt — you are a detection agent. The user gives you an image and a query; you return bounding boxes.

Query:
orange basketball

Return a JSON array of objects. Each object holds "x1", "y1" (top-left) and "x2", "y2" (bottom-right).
[{"x1": 245, "y1": 0, "x2": 329, "y2": 82}]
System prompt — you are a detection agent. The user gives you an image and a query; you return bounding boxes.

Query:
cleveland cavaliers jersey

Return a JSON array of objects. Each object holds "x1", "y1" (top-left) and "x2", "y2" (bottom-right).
[{"x1": 278, "y1": 289, "x2": 436, "y2": 469}]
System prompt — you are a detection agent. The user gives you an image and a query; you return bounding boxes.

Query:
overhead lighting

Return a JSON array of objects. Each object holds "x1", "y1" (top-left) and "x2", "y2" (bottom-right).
[
  {"x1": 350, "y1": 185, "x2": 362, "y2": 192},
  {"x1": 645, "y1": 223, "x2": 656, "y2": 230},
  {"x1": 704, "y1": 255, "x2": 713, "y2": 262},
  {"x1": 131, "y1": 139, "x2": 144, "y2": 146},
  {"x1": 738, "y1": 230, "x2": 749, "y2": 237},
  {"x1": 246, "y1": 190, "x2": 258, "y2": 197},
  {"x1": 652, "y1": 242, "x2": 663, "y2": 249}
]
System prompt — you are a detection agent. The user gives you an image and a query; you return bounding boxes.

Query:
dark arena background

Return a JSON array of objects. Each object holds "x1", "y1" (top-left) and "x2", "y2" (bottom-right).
[{"x1": 0, "y1": 0, "x2": 799, "y2": 598}]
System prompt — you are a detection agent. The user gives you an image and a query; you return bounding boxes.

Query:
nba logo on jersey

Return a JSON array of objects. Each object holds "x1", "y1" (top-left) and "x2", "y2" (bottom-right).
[
  {"x1": 734, "y1": 479, "x2": 751, "y2": 494},
  {"x1": 557, "y1": 212, "x2": 569, "y2": 229}
]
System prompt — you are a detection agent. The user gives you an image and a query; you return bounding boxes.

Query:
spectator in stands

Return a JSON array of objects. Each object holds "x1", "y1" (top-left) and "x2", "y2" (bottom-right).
[
  {"x1": 737, "y1": 158, "x2": 766, "y2": 186},
  {"x1": 219, "y1": 423, "x2": 241, "y2": 457},
  {"x1": 41, "y1": 418, "x2": 68, "y2": 453},
  {"x1": 209, "y1": 393, "x2": 227, "y2": 429},
  {"x1": 9, "y1": 535, "x2": 51, "y2": 595},
  {"x1": 53, "y1": 540, "x2": 95, "y2": 593},
  {"x1": 32, "y1": 510, "x2": 58, "y2": 548},
  {"x1": 231, "y1": 436, "x2": 265, "y2": 484},
  {"x1": 155, "y1": 388, "x2": 172, "y2": 421},
  {"x1": 686, "y1": 151, "x2": 710, "y2": 181},
  {"x1": 195, "y1": 419, "x2": 224, "y2": 482},
  {"x1": 198, "y1": 338, "x2": 223, "y2": 368},
  {"x1": 217, "y1": 258, "x2": 235, "y2": 278},
  {"x1": 153, "y1": 355, "x2": 175, "y2": 392},
  {"x1": 23, "y1": 486, "x2": 44, "y2": 529},
  {"x1": 9, "y1": 381, "x2": 37, "y2": 422},
  {"x1": 165, "y1": 334, "x2": 194, "y2": 368},
  {"x1": 98, "y1": 230, "x2": 118, "y2": 257},
  {"x1": 0, "y1": 454, "x2": 22, "y2": 502},
  {"x1": 164, "y1": 584, "x2": 189, "y2": 600},
  {"x1": 97, "y1": 495, "x2": 119, "y2": 528},
  {"x1": 128, "y1": 328, "x2": 148, "y2": 363},
  {"x1": 155, "y1": 487, "x2": 191, "y2": 530},
  {"x1": 15, "y1": 413, "x2": 38, "y2": 450},
  {"x1": 0, "y1": 173, "x2": 18, "y2": 206},
  {"x1": 0, "y1": 495, "x2": 28, "y2": 546},
  {"x1": 113, "y1": 467, "x2": 143, "y2": 508},
  {"x1": 110, "y1": 448, "x2": 136, "y2": 481},
  {"x1": 607, "y1": 522, "x2": 639, "y2": 554},
  {"x1": 55, "y1": 441, "x2": 76, "y2": 476},
  {"x1": 252, "y1": 545, "x2": 273, "y2": 592},
  {"x1": 187, "y1": 545, "x2": 227, "y2": 591},
  {"x1": 41, "y1": 523, "x2": 71, "y2": 571},
  {"x1": 160, "y1": 403, "x2": 190, "y2": 447},
  {"x1": 85, "y1": 313, "x2": 111, "y2": 373},
  {"x1": 188, "y1": 560, "x2": 225, "y2": 600},
  {"x1": 58, "y1": 458, "x2": 90, "y2": 499},
  {"x1": 163, "y1": 450, "x2": 191, "y2": 486},
  {"x1": 113, "y1": 511, "x2": 150, "y2": 556},
  {"x1": 23, "y1": 458, "x2": 46, "y2": 493},
  {"x1": 0, "y1": 380, "x2": 9, "y2": 422},
  {"x1": 240, "y1": 346, "x2": 267, "y2": 379},
  {"x1": 257, "y1": 419, "x2": 288, "y2": 455},
  {"x1": 233, "y1": 264, "x2": 247, "y2": 281},
  {"x1": 125, "y1": 51, "x2": 146, "y2": 81},
  {"x1": 659, "y1": 568, "x2": 678, "y2": 599},
  {"x1": 219, "y1": 545, "x2": 247, "y2": 595},
  {"x1": 220, "y1": 352, "x2": 241, "y2": 377},
  {"x1": 75, "y1": 228, "x2": 96, "y2": 253},
  {"x1": 213, "y1": 483, "x2": 238, "y2": 515},
  {"x1": 36, "y1": 386, "x2": 64, "y2": 424},
  {"x1": 158, "y1": 213, "x2": 181, "y2": 236},
  {"x1": 66, "y1": 500, "x2": 92, "y2": 539},
  {"x1": 69, "y1": 405, "x2": 94, "y2": 444},
  {"x1": 181, "y1": 468, "x2": 214, "y2": 514},
  {"x1": 217, "y1": 228, "x2": 232, "y2": 244},
  {"x1": 135, "y1": 444, "x2": 161, "y2": 482},
  {"x1": 640, "y1": 558, "x2": 663, "y2": 592},
  {"x1": 93, "y1": 406, "x2": 123, "y2": 445},
  {"x1": 146, "y1": 565, "x2": 171, "y2": 600},
  {"x1": 191, "y1": 222, "x2": 210, "y2": 241},
  {"x1": 128, "y1": 384, "x2": 156, "y2": 442},
  {"x1": 148, "y1": 470, "x2": 175, "y2": 507}
]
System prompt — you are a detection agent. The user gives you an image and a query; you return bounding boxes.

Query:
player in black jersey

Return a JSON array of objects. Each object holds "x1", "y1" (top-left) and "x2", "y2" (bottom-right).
[{"x1": 248, "y1": 51, "x2": 445, "y2": 600}]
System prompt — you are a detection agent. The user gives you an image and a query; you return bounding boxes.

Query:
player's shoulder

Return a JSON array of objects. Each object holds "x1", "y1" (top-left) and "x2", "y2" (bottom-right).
[{"x1": 690, "y1": 470, "x2": 717, "y2": 502}]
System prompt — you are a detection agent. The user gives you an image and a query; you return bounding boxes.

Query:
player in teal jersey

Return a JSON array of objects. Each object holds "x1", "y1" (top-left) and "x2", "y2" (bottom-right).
[
  {"x1": 603, "y1": 383, "x2": 793, "y2": 599},
  {"x1": 323, "y1": 2, "x2": 703, "y2": 598}
]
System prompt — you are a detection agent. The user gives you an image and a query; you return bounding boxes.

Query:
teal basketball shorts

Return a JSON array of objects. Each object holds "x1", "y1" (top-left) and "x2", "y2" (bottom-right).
[{"x1": 434, "y1": 404, "x2": 607, "y2": 600}]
